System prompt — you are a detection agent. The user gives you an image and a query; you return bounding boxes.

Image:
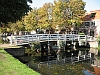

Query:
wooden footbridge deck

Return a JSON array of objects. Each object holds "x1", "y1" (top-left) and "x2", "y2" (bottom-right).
[{"x1": 8, "y1": 34, "x2": 93, "y2": 45}]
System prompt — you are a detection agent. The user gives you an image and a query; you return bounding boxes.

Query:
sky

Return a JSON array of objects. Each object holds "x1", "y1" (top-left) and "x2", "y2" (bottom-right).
[{"x1": 29, "y1": 0, "x2": 100, "y2": 12}]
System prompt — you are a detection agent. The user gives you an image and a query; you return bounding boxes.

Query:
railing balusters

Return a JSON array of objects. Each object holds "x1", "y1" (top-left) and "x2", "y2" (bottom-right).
[{"x1": 10, "y1": 34, "x2": 93, "y2": 45}]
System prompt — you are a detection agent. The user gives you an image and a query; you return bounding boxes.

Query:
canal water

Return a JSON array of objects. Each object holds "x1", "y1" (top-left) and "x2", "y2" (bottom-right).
[
  {"x1": 23, "y1": 48, "x2": 99, "y2": 75},
  {"x1": 27, "y1": 59, "x2": 95, "y2": 75},
  {"x1": 5, "y1": 45, "x2": 100, "y2": 75}
]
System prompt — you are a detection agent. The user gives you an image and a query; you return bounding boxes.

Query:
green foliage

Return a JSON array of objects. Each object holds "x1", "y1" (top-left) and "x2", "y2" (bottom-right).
[
  {"x1": 24, "y1": 8, "x2": 39, "y2": 31},
  {"x1": 0, "y1": 37, "x2": 3, "y2": 44},
  {"x1": 97, "y1": 44, "x2": 100, "y2": 53},
  {"x1": 98, "y1": 45, "x2": 100, "y2": 50},
  {"x1": 96, "y1": 36, "x2": 100, "y2": 51},
  {"x1": 2, "y1": 0, "x2": 86, "y2": 33},
  {"x1": 35, "y1": 0, "x2": 85, "y2": 30},
  {"x1": 58, "y1": 40, "x2": 66, "y2": 48},
  {"x1": 31, "y1": 42, "x2": 41, "y2": 50},
  {"x1": 25, "y1": 42, "x2": 41, "y2": 62},
  {"x1": 79, "y1": 32, "x2": 85, "y2": 35},
  {"x1": 0, "y1": 0, "x2": 32, "y2": 24},
  {"x1": 7, "y1": 20, "x2": 25, "y2": 32},
  {"x1": 96, "y1": 36, "x2": 100, "y2": 44},
  {"x1": 25, "y1": 42, "x2": 41, "y2": 56},
  {"x1": 96, "y1": 56, "x2": 100, "y2": 60},
  {"x1": 53, "y1": 0, "x2": 86, "y2": 29}
]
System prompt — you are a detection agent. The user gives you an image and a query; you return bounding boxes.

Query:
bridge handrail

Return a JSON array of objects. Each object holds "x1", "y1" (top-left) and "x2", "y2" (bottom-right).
[{"x1": 9, "y1": 34, "x2": 93, "y2": 45}]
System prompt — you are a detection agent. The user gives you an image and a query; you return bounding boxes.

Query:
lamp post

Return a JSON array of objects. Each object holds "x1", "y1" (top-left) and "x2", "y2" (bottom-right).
[
  {"x1": 47, "y1": 6, "x2": 53, "y2": 62},
  {"x1": 71, "y1": 27, "x2": 74, "y2": 44},
  {"x1": 56, "y1": 25, "x2": 60, "y2": 49}
]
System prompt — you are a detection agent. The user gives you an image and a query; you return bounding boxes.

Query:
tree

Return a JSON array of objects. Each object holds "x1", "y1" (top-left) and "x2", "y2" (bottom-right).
[
  {"x1": 0, "y1": 0, "x2": 32, "y2": 24},
  {"x1": 8, "y1": 0, "x2": 86, "y2": 34},
  {"x1": 16, "y1": 20, "x2": 25, "y2": 31},
  {"x1": 53, "y1": 0, "x2": 86, "y2": 30},
  {"x1": 96, "y1": 36, "x2": 100, "y2": 45},
  {"x1": 38, "y1": 3, "x2": 54, "y2": 29},
  {"x1": 24, "y1": 8, "x2": 39, "y2": 31},
  {"x1": 23, "y1": 3, "x2": 54, "y2": 32},
  {"x1": 53, "y1": 0, "x2": 68, "y2": 29},
  {"x1": 6, "y1": 19, "x2": 25, "y2": 33},
  {"x1": 7, "y1": 22, "x2": 19, "y2": 33}
]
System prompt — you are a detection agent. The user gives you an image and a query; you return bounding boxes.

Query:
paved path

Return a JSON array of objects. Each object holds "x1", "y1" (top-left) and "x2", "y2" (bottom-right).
[
  {"x1": 89, "y1": 48, "x2": 98, "y2": 55},
  {"x1": 93, "y1": 57, "x2": 100, "y2": 67},
  {"x1": 0, "y1": 44, "x2": 18, "y2": 48}
]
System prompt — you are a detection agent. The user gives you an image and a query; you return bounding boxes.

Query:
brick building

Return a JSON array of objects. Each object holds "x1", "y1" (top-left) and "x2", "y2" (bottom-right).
[{"x1": 83, "y1": 10, "x2": 100, "y2": 37}]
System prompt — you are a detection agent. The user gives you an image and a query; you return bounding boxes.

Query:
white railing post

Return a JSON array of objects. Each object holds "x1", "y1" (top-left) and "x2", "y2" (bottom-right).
[
  {"x1": 78, "y1": 35, "x2": 80, "y2": 41},
  {"x1": 15, "y1": 38, "x2": 18, "y2": 45},
  {"x1": 89, "y1": 53, "x2": 92, "y2": 64},
  {"x1": 10, "y1": 35, "x2": 13, "y2": 45},
  {"x1": 38, "y1": 36, "x2": 40, "y2": 42},
  {"x1": 83, "y1": 55, "x2": 85, "y2": 60},
  {"x1": 65, "y1": 34, "x2": 66, "y2": 43},
  {"x1": 36, "y1": 34, "x2": 38, "y2": 41},
  {"x1": 78, "y1": 56, "x2": 79, "y2": 61},
  {"x1": 57, "y1": 34, "x2": 60, "y2": 48},
  {"x1": 32, "y1": 35, "x2": 33, "y2": 42},
  {"x1": 85, "y1": 35, "x2": 87, "y2": 41},
  {"x1": 28, "y1": 37, "x2": 30, "y2": 44}
]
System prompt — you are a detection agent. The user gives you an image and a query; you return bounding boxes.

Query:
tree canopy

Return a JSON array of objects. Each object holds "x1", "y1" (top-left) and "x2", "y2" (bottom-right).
[
  {"x1": 0, "y1": 0, "x2": 32, "y2": 24},
  {"x1": 1, "y1": 0, "x2": 86, "y2": 34},
  {"x1": 22, "y1": 0, "x2": 86, "y2": 32}
]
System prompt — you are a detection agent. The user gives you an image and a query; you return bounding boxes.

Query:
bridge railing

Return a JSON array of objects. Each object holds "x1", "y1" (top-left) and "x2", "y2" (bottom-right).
[
  {"x1": 25, "y1": 34, "x2": 78, "y2": 42},
  {"x1": 9, "y1": 34, "x2": 93, "y2": 45}
]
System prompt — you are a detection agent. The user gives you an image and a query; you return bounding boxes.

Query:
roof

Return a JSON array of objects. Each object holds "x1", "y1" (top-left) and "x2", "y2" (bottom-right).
[
  {"x1": 83, "y1": 10, "x2": 100, "y2": 21},
  {"x1": 93, "y1": 66, "x2": 100, "y2": 75}
]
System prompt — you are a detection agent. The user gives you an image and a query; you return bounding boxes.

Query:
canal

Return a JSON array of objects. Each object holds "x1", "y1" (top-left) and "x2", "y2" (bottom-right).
[
  {"x1": 28, "y1": 50, "x2": 94, "y2": 75},
  {"x1": 5, "y1": 45, "x2": 100, "y2": 75}
]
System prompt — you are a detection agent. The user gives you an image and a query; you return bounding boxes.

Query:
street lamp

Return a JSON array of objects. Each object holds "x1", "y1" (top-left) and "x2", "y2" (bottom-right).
[
  {"x1": 47, "y1": 7, "x2": 52, "y2": 62},
  {"x1": 71, "y1": 27, "x2": 74, "y2": 44}
]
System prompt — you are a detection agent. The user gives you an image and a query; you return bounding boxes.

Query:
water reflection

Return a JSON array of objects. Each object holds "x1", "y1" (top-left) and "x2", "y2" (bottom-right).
[
  {"x1": 28, "y1": 61, "x2": 95, "y2": 75},
  {"x1": 17, "y1": 45, "x2": 100, "y2": 75},
  {"x1": 83, "y1": 70, "x2": 95, "y2": 75}
]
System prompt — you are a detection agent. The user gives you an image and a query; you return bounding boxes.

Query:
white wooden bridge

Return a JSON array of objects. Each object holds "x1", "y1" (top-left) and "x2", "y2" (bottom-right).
[{"x1": 9, "y1": 34, "x2": 93, "y2": 45}]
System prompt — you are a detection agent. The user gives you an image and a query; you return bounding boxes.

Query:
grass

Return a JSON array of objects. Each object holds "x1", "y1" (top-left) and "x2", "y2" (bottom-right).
[{"x1": 0, "y1": 48, "x2": 41, "y2": 75}]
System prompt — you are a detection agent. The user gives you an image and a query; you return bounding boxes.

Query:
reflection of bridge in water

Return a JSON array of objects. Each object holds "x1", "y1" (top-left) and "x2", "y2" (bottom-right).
[{"x1": 38, "y1": 51, "x2": 94, "y2": 68}]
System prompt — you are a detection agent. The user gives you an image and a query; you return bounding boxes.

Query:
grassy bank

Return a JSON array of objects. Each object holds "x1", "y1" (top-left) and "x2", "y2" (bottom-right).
[{"x1": 0, "y1": 48, "x2": 41, "y2": 75}]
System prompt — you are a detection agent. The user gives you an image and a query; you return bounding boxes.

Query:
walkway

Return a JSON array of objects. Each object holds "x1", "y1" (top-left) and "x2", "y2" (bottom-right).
[
  {"x1": 0, "y1": 44, "x2": 19, "y2": 48},
  {"x1": 93, "y1": 57, "x2": 100, "y2": 67},
  {"x1": 91, "y1": 57, "x2": 100, "y2": 75},
  {"x1": 8, "y1": 34, "x2": 93, "y2": 45}
]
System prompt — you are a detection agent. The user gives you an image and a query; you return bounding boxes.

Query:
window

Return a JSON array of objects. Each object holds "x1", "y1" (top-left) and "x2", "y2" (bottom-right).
[
  {"x1": 84, "y1": 22, "x2": 90, "y2": 26},
  {"x1": 91, "y1": 21, "x2": 95, "y2": 26},
  {"x1": 90, "y1": 13, "x2": 96, "y2": 18}
]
